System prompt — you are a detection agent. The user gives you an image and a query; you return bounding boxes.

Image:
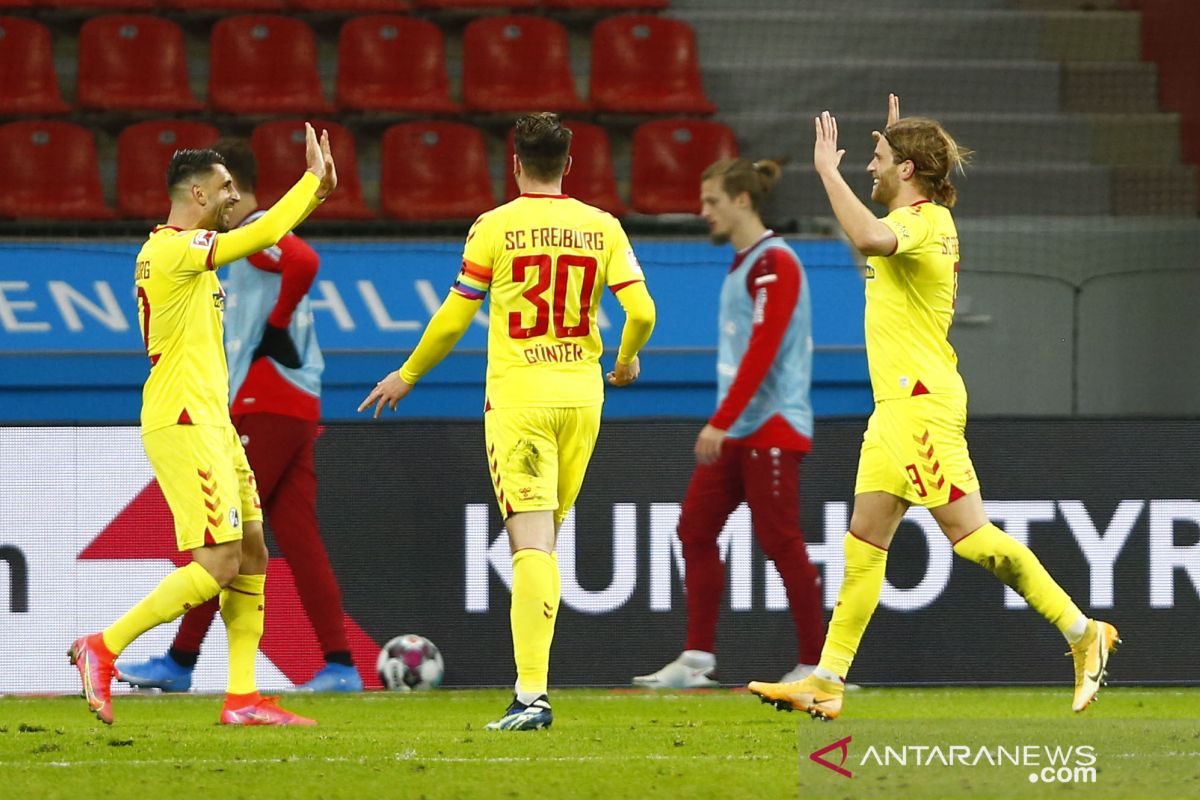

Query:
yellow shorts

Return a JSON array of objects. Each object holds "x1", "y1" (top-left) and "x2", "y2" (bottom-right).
[
  {"x1": 142, "y1": 424, "x2": 264, "y2": 551},
  {"x1": 484, "y1": 405, "x2": 602, "y2": 524},
  {"x1": 854, "y1": 393, "x2": 981, "y2": 508}
]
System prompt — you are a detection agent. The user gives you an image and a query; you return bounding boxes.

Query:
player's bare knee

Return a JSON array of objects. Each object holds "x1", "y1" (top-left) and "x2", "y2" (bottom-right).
[
  {"x1": 206, "y1": 553, "x2": 241, "y2": 587},
  {"x1": 238, "y1": 526, "x2": 268, "y2": 574}
]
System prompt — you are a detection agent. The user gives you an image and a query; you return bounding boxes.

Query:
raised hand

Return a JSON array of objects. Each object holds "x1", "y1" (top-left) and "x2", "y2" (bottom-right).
[
  {"x1": 887, "y1": 93, "x2": 901, "y2": 129},
  {"x1": 813, "y1": 111, "x2": 846, "y2": 176},
  {"x1": 315, "y1": 128, "x2": 337, "y2": 200},
  {"x1": 304, "y1": 122, "x2": 326, "y2": 184}
]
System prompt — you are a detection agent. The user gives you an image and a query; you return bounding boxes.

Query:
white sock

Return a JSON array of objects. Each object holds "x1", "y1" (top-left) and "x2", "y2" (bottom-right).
[
  {"x1": 516, "y1": 690, "x2": 547, "y2": 706},
  {"x1": 814, "y1": 666, "x2": 841, "y2": 683},
  {"x1": 1064, "y1": 615, "x2": 1090, "y2": 645},
  {"x1": 679, "y1": 650, "x2": 715, "y2": 669}
]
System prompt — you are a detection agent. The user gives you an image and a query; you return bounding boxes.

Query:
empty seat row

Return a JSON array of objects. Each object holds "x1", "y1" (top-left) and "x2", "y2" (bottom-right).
[
  {"x1": 0, "y1": 13, "x2": 711, "y2": 116},
  {"x1": 0, "y1": 0, "x2": 667, "y2": 10},
  {"x1": 0, "y1": 117, "x2": 738, "y2": 221}
]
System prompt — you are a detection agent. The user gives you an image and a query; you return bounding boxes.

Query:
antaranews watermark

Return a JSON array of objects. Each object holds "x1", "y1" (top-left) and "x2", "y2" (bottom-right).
[{"x1": 807, "y1": 737, "x2": 1098, "y2": 784}]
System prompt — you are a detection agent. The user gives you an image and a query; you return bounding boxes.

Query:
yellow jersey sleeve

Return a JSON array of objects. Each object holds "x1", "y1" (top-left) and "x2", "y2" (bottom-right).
[
  {"x1": 452, "y1": 211, "x2": 497, "y2": 300},
  {"x1": 879, "y1": 204, "x2": 934, "y2": 257},
  {"x1": 603, "y1": 221, "x2": 646, "y2": 287},
  {"x1": 169, "y1": 229, "x2": 219, "y2": 277}
]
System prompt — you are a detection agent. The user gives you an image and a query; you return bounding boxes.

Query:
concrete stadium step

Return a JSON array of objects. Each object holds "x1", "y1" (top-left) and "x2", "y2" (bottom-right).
[
  {"x1": 718, "y1": 111, "x2": 1183, "y2": 167},
  {"x1": 701, "y1": 60, "x2": 1061, "y2": 115},
  {"x1": 672, "y1": 0, "x2": 1007, "y2": 9},
  {"x1": 700, "y1": 60, "x2": 1158, "y2": 116},
  {"x1": 1061, "y1": 62, "x2": 1160, "y2": 112},
  {"x1": 773, "y1": 163, "x2": 1112, "y2": 218},
  {"x1": 680, "y1": 9, "x2": 1141, "y2": 63},
  {"x1": 769, "y1": 164, "x2": 1198, "y2": 218},
  {"x1": 956, "y1": 216, "x2": 1200, "y2": 283}
]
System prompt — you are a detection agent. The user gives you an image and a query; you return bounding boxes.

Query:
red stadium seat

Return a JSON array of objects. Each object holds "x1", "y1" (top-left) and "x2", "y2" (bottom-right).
[
  {"x1": 414, "y1": 0, "x2": 535, "y2": 9},
  {"x1": 77, "y1": 16, "x2": 202, "y2": 112},
  {"x1": 462, "y1": 16, "x2": 587, "y2": 113},
  {"x1": 164, "y1": 0, "x2": 286, "y2": 11},
  {"x1": 505, "y1": 120, "x2": 625, "y2": 216},
  {"x1": 0, "y1": 122, "x2": 115, "y2": 220},
  {"x1": 337, "y1": 16, "x2": 459, "y2": 114},
  {"x1": 590, "y1": 15, "x2": 715, "y2": 114},
  {"x1": 117, "y1": 120, "x2": 221, "y2": 219},
  {"x1": 0, "y1": 0, "x2": 35, "y2": 7},
  {"x1": 251, "y1": 119, "x2": 375, "y2": 219},
  {"x1": 290, "y1": 0, "x2": 409, "y2": 9},
  {"x1": 380, "y1": 122, "x2": 494, "y2": 221},
  {"x1": 209, "y1": 16, "x2": 330, "y2": 115},
  {"x1": 630, "y1": 118, "x2": 736, "y2": 214},
  {"x1": 41, "y1": 0, "x2": 156, "y2": 9},
  {"x1": 545, "y1": 0, "x2": 668, "y2": 8},
  {"x1": 0, "y1": 18, "x2": 69, "y2": 116}
]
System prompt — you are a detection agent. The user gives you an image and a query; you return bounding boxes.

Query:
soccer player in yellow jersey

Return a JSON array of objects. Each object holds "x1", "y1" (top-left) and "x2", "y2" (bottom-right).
[
  {"x1": 360, "y1": 113, "x2": 656, "y2": 731},
  {"x1": 69, "y1": 123, "x2": 336, "y2": 726},
  {"x1": 748, "y1": 95, "x2": 1119, "y2": 719}
]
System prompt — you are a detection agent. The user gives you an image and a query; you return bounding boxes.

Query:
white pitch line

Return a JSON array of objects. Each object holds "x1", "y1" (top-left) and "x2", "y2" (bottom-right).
[
  {"x1": 1108, "y1": 751, "x2": 1200, "y2": 759},
  {"x1": 0, "y1": 752, "x2": 778, "y2": 769}
]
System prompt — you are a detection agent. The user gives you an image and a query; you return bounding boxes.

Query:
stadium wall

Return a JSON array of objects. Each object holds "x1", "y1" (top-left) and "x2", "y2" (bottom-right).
[
  {"x1": 3, "y1": 235, "x2": 1198, "y2": 420},
  {"x1": 2, "y1": 419, "x2": 1196, "y2": 694}
]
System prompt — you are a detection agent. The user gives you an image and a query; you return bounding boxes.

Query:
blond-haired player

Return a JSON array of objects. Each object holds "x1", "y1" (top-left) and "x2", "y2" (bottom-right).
[
  {"x1": 360, "y1": 112, "x2": 656, "y2": 730},
  {"x1": 69, "y1": 123, "x2": 335, "y2": 726},
  {"x1": 748, "y1": 95, "x2": 1118, "y2": 719}
]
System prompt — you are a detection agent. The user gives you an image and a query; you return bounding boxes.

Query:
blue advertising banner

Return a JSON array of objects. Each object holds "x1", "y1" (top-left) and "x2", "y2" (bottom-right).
[{"x1": 0, "y1": 240, "x2": 869, "y2": 421}]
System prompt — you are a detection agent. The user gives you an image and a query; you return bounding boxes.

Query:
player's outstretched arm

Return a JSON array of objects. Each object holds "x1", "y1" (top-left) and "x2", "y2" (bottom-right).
[
  {"x1": 813, "y1": 111, "x2": 896, "y2": 257},
  {"x1": 213, "y1": 124, "x2": 335, "y2": 268},
  {"x1": 358, "y1": 292, "x2": 481, "y2": 418},
  {"x1": 606, "y1": 281, "x2": 655, "y2": 387}
]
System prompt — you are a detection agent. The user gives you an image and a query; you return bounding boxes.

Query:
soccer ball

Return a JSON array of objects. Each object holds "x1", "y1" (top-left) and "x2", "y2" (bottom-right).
[{"x1": 376, "y1": 634, "x2": 444, "y2": 691}]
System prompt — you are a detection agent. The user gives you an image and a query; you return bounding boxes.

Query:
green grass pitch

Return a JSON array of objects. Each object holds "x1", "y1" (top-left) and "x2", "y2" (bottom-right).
[{"x1": 1, "y1": 687, "x2": 1197, "y2": 799}]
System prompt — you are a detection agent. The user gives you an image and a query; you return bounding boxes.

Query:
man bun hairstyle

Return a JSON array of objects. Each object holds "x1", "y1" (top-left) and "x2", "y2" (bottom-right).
[
  {"x1": 701, "y1": 157, "x2": 784, "y2": 214},
  {"x1": 213, "y1": 137, "x2": 257, "y2": 194},
  {"x1": 514, "y1": 112, "x2": 573, "y2": 183},
  {"x1": 883, "y1": 118, "x2": 973, "y2": 208},
  {"x1": 166, "y1": 148, "x2": 227, "y2": 200}
]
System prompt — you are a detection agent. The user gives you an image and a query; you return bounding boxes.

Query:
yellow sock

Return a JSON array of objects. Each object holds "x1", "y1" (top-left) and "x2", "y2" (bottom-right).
[
  {"x1": 953, "y1": 522, "x2": 1083, "y2": 634},
  {"x1": 511, "y1": 549, "x2": 558, "y2": 696},
  {"x1": 551, "y1": 551, "x2": 561, "y2": 603},
  {"x1": 220, "y1": 573, "x2": 266, "y2": 696},
  {"x1": 102, "y1": 562, "x2": 221, "y2": 655},
  {"x1": 817, "y1": 533, "x2": 888, "y2": 680}
]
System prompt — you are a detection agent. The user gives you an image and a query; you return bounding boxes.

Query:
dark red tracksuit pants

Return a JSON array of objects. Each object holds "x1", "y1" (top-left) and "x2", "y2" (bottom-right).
[
  {"x1": 678, "y1": 442, "x2": 825, "y2": 663},
  {"x1": 172, "y1": 413, "x2": 351, "y2": 658}
]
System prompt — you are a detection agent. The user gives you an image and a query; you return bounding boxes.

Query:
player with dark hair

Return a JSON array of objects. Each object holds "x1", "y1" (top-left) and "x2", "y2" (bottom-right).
[
  {"x1": 633, "y1": 157, "x2": 825, "y2": 689},
  {"x1": 117, "y1": 137, "x2": 362, "y2": 694},
  {"x1": 69, "y1": 123, "x2": 336, "y2": 726},
  {"x1": 749, "y1": 95, "x2": 1119, "y2": 720},
  {"x1": 359, "y1": 112, "x2": 656, "y2": 731}
]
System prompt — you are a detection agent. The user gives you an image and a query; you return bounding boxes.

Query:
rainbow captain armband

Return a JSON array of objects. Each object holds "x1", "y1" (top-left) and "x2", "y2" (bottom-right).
[{"x1": 451, "y1": 260, "x2": 492, "y2": 301}]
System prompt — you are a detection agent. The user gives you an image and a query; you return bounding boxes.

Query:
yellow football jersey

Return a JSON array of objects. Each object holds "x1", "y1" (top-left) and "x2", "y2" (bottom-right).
[
  {"x1": 135, "y1": 225, "x2": 231, "y2": 432},
  {"x1": 864, "y1": 201, "x2": 966, "y2": 401},
  {"x1": 457, "y1": 194, "x2": 645, "y2": 408}
]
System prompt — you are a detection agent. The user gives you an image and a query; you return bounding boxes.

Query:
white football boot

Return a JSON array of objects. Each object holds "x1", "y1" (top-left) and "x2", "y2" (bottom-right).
[{"x1": 632, "y1": 651, "x2": 720, "y2": 689}]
